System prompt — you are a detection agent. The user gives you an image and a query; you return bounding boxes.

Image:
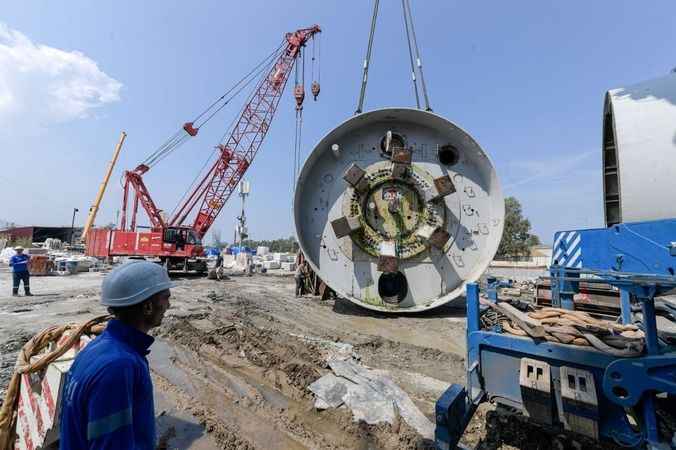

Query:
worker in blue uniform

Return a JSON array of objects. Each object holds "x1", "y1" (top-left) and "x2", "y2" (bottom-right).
[
  {"x1": 60, "y1": 261, "x2": 174, "y2": 449},
  {"x1": 9, "y1": 246, "x2": 31, "y2": 296}
]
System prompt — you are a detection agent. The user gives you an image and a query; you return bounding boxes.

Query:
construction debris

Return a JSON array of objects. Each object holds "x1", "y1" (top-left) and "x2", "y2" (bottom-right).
[
  {"x1": 0, "y1": 246, "x2": 105, "y2": 276},
  {"x1": 251, "y1": 251, "x2": 297, "y2": 273},
  {"x1": 0, "y1": 249, "x2": 14, "y2": 265},
  {"x1": 309, "y1": 357, "x2": 435, "y2": 439},
  {"x1": 43, "y1": 238, "x2": 63, "y2": 250}
]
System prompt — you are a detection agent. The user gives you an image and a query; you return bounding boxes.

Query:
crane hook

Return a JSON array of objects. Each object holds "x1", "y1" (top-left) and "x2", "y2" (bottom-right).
[
  {"x1": 311, "y1": 81, "x2": 320, "y2": 101},
  {"x1": 294, "y1": 84, "x2": 305, "y2": 111}
]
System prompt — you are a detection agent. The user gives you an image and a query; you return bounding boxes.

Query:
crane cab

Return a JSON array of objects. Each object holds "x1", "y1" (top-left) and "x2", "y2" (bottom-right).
[
  {"x1": 85, "y1": 226, "x2": 206, "y2": 273},
  {"x1": 162, "y1": 227, "x2": 202, "y2": 251}
]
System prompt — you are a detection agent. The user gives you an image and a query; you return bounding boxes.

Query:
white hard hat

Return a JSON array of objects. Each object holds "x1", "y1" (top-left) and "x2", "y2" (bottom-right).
[
  {"x1": 101, "y1": 260, "x2": 175, "y2": 307},
  {"x1": 14, "y1": 246, "x2": 24, "y2": 251}
]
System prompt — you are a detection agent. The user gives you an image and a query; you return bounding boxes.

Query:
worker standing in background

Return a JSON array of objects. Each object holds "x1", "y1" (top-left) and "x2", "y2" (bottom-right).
[
  {"x1": 295, "y1": 262, "x2": 306, "y2": 297},
  {"x1": 60, "y1": 261, "x2": 174, "y2": 449},
  {"x1": 9, "y1": 246, "x2": 31, "y2": 296}
]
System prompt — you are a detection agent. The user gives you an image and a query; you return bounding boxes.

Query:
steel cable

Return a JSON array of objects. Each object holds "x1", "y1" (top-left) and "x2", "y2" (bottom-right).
[
  {"x1": 404, "y1": 0, "x2": 432, "y2": 111},
  {"x1": 356, "y1": 0, "x2": 380, "y2": 114},
  {"x1": 401, "y1": 0, "x2": 421, "y2": 109},
  {"x1": 148, "y1": 50, "x2": 282, "y2": 170},
  {"x1": 192, "y1": 40, "x2": 286, "y2": 126},
  {"x1": 141, "y1": 40, "x2": 286, "y2": 169},
  {"x1": 169, "y1": 46, "x2": 284, "y2": 222}
]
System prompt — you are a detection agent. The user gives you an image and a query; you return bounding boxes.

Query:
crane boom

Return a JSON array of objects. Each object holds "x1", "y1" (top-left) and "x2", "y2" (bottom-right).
[
  {"x1": 170, "y1": 25, "x2": 320, "y2": 237},
  {"x1": 81, "y1": 131, "x2": 127, "y2": 241},
  {"x1": 85, "y1": 25, "x2": 322, "y2": 271}
]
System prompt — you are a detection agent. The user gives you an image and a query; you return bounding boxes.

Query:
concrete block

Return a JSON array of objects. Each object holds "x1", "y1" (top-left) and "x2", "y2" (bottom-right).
[
  {"x1": 281, "y1": 262, "x2": 297, "y2": 271},
  {"x1": 263, "y1": 260, "x2": 281, "y2": 270}
]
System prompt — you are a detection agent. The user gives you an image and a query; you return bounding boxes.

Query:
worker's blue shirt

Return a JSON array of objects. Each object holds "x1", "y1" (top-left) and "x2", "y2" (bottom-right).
[
  {"x1": 9, "y1": 254, "x2": 29, "y2": 273},
  {"x1": 60, "y1": 319, "x2": 156, "y2": 450}
]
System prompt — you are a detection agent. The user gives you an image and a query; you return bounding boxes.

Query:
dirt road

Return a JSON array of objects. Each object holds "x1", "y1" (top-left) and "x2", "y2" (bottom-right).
[{"x1": 0, "y1": 269, "x2": 605, "y2": 449}]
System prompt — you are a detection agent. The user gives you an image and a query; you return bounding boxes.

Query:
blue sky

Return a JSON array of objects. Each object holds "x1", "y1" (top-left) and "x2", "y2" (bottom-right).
[{"x1": 1, "y1": 1, "x2": 675, "y2": 245}]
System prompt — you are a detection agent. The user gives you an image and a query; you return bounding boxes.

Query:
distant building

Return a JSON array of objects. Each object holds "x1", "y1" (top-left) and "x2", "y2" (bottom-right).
[
  {"x1": 0, "y1": 226, "x2": 83, "y2": 244},
  {"x1": 491, "y1": 245, "x2": 553, "y2": 268},
  {"x1": 529, "y1": 245, "x2": 553, "y2": 267}
]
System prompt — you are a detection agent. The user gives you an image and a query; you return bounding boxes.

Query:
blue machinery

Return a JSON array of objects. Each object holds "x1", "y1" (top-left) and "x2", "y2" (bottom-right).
[{"x1": 435, "y1": 219, "x2": 676, "y2": 449}]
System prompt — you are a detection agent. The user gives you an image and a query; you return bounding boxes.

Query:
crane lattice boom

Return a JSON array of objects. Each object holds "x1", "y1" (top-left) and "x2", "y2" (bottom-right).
[
  {"x1": 120, "y1": 25, "x2": 320, "y2": 239},
  {"x1": 86, "y1": 25, "x2": 321, "y2": 269},
  {"x1": 171, "y1": 26, "x2": 320, "y2": 237}
]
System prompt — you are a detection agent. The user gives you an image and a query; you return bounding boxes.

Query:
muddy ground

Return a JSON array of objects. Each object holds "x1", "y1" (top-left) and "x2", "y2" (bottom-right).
[{"x1": 0, "y1": 269, "x2": 615, "y2": 449}]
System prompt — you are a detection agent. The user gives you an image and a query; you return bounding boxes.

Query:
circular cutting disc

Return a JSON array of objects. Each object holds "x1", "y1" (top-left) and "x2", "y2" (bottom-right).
[{"x1": 294, "y1": 108, "x2": 504, "y2": 312}]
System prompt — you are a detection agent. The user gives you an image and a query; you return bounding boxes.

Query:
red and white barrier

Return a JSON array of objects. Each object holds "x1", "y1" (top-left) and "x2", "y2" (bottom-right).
[{"x1": 15, "y1": 334, "x2": 93, "y2": 450}]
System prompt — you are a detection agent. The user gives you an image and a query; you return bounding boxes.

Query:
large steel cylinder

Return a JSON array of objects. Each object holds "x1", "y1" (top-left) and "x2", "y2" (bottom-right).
[
  {"x1": 294, "y1": 108, "x2": 504, "y2": 312},
  {"x1": 603, "y1": 72, "x2": 676, "y2": 226}
]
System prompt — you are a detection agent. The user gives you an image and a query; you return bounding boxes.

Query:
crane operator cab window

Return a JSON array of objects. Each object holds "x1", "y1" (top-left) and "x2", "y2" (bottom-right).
[
  {"x1": 186, "y1": 230, "x2": 201, "y2": 246},
  {"x1": 163, "y1": 228, "x2": 201, "y2": 250},
  {"x1": 162, "y1": 228, "x2": 184, "y2": 250}
]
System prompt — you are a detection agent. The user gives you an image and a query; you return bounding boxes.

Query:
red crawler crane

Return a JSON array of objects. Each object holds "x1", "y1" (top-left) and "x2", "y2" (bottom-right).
[{"x1": 86, "y1": 25, "x2": 321, "y2": 271}]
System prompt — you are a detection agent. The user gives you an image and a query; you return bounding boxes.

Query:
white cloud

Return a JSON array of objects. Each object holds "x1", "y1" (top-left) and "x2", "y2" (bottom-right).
[
  {"x1": 499, "y1": 150, "x2": 604, "y2": 243},
  {"x1": 0, "y1": 23, "x2": 122, "y2": 128},
  {"x1": 502, "y1": 149, "x2": 596, "y2": 189}
]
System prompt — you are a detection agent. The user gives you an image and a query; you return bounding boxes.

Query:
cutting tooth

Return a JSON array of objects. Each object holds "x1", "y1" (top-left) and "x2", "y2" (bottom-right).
[
  {"x1": 331, "y1": 215, "x2": 362, "y2": 238},
  {"x1": 424, "y1": 175, "x2": 456, "y2": 201},
  {"x1": 416, "y1": 225, "x2": 450, "y2": 249},
  {"x1": 343, "y1": 163, "x2": 369, "y2": 193}
]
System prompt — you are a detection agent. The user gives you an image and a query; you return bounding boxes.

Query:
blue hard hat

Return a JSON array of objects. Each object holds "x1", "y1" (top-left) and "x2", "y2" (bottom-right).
[{"x1": 101, "y1": 260, "x2": 175, "y2": 307}]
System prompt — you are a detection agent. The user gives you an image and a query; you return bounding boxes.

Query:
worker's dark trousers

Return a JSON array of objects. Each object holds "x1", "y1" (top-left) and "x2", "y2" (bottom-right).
[
  {"x1": 295, "y1": 276, "x2": 304, "y2": 297},
  {"x1": 12, "y1": 271, "x2": 30, "y2": 295}
]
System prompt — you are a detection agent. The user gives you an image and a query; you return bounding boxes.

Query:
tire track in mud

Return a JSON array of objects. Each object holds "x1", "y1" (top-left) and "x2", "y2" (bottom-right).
[{"x1": 152, "y1": 314, "x2": 435, "y2": 449}]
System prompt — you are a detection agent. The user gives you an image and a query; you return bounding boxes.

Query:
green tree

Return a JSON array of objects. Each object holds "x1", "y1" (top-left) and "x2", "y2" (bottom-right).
[{"x1": 496, "y1": 197, "x2": 541, "y2": 258}]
